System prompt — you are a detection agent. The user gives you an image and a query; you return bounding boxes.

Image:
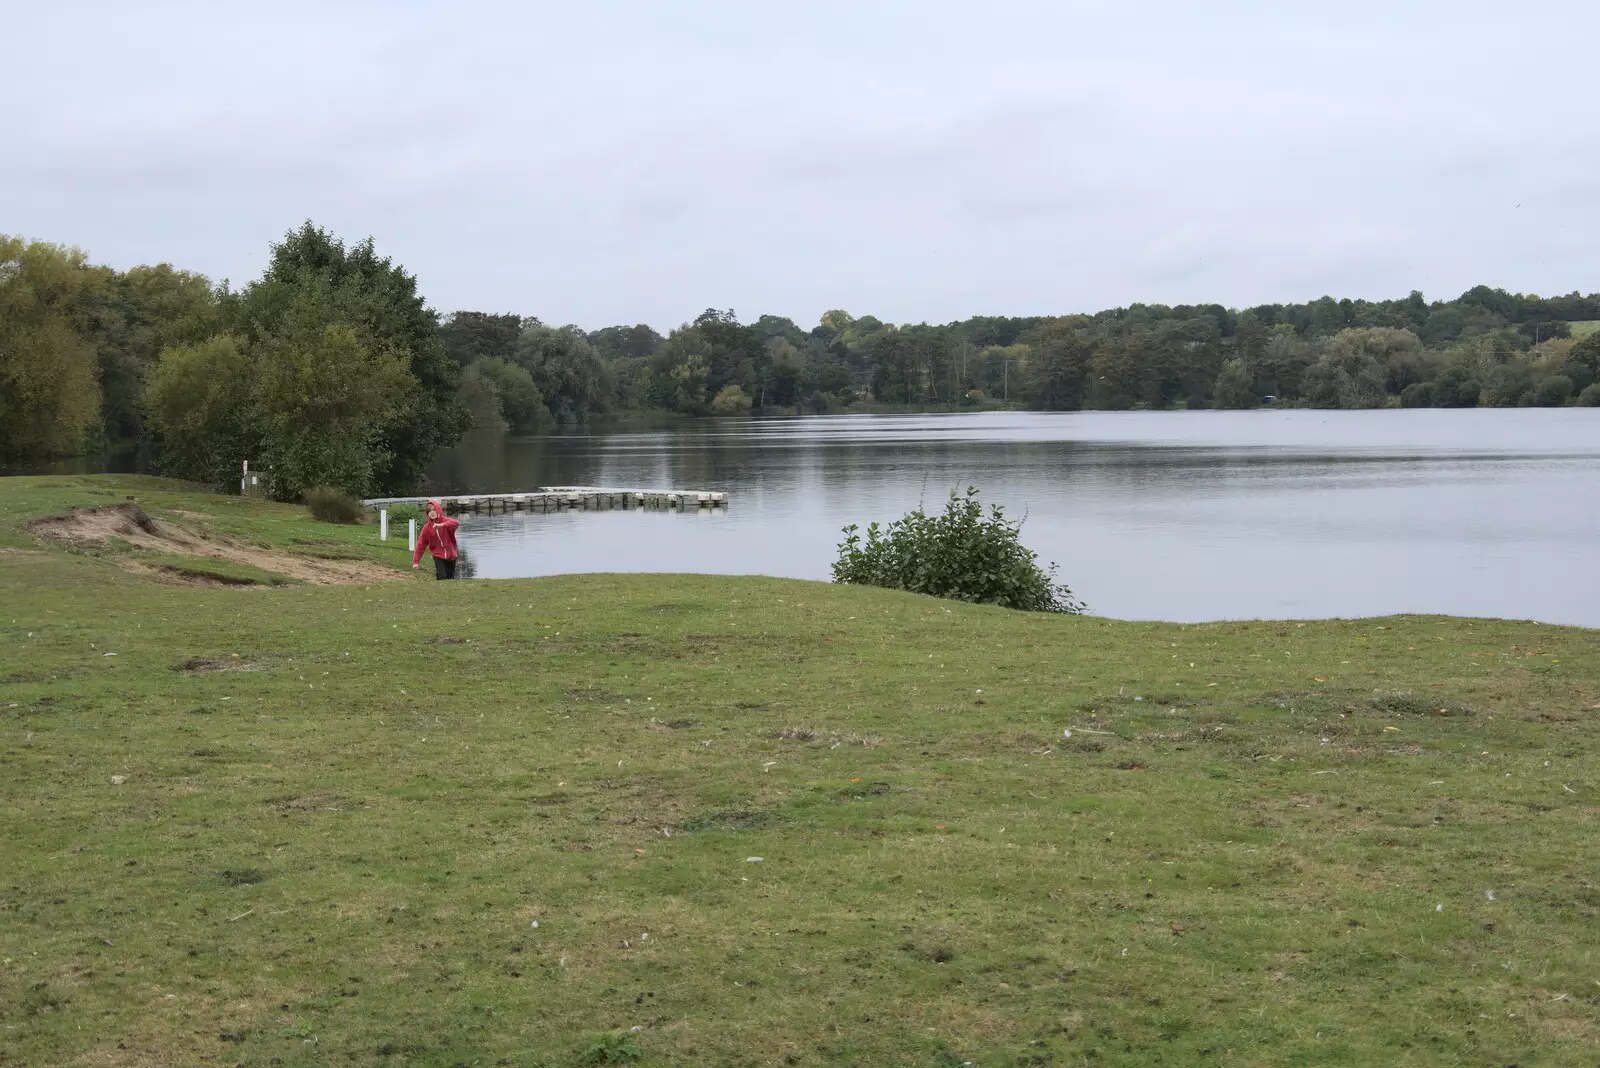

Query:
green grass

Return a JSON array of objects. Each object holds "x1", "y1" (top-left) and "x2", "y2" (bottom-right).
[
  {"x1": 1, "y1": 476, "x2": 1597, "y2": 1067},
  {"x1": 1568, "y1": 320, "x2": 1600, "y2": 340}
]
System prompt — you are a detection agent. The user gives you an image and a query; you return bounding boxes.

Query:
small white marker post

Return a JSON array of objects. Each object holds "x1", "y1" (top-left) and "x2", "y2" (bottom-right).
[
  {"x1": 380, "y1": 509, "x2": 389, "y2": 541},
  {"x1": 408, "y1": 519, "x2": 417, "y2": 553}
]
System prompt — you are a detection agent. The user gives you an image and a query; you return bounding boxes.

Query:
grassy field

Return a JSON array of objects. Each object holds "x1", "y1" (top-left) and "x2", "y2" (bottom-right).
[
  {"x1": 1569, "y1": 321, "x2": 1600, "y2": 340},
  {"x1": 1, "y1": 476, "x2": 1597, "y2": 1068}
]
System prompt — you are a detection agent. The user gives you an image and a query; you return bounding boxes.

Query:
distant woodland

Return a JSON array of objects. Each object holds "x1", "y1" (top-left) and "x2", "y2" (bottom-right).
[{"x1": 4, "y1": 224, "x2": 1598, "y2": 495}]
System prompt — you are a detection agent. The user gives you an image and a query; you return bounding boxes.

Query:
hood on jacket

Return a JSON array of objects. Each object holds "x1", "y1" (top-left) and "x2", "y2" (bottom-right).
[{"x1": 427, "y1": 499, "x2": 445, "y2": 521}]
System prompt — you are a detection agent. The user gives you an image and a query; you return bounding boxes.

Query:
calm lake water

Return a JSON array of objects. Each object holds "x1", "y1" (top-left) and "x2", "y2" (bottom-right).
[{"x1": 423, "y1": 410, "x2": 1600, "y2": 627}]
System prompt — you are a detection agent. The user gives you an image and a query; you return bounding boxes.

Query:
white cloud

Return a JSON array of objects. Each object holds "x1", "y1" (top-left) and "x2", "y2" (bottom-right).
[{"x1": 4, "y1": 0, "x2": 1596, "y2": 328}]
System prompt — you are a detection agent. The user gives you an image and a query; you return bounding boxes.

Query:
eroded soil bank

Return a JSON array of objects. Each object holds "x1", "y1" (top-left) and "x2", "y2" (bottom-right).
[{"x1": 27, "y1": 503, "x2": 401, "y2": 585}]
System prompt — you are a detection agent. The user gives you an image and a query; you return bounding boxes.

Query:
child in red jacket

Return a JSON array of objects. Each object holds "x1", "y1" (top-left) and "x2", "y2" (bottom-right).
[{"x1": 412, "y1": 500, "x2": 461, "y2": 579}]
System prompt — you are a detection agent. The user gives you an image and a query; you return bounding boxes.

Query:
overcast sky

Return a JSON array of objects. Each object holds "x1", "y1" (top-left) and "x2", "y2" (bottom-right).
[{"x1": 6, "y1": 0, "x2": 1597, "y2": 330}]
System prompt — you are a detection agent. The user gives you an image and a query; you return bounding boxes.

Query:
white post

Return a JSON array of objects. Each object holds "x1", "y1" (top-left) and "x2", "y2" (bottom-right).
[
  {"x1": 380, "y1": 509, "x2": 389, "y2": 541},
  {"x1": 408, "y1": 519, "x2": 417, "y2": 553},
  {"x1": 241, "y1": 460, "x2": 248, "y2": 495}
]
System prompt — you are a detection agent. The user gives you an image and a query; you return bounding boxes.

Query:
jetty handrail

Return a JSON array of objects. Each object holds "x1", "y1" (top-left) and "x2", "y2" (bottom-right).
[
  {"x1": 363, "y1": 486, "x2": 726, "y2": 507},
  {"x1": 361, "y1": 486, "x2": 728, "y2": 515}
]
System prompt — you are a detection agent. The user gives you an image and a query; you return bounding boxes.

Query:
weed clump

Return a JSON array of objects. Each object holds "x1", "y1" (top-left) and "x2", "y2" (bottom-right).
[
  {"x1": 304, "y1": 486, "x2": 363, "y2": 524},
  {"x1": 1370, "y1": 691, "x2": 1432, "y2": 716},
  {"x1": 833, "y1": 487, "x2": 1085, "y2": 613},
  {"x1": 579, "y1": 1031, "x2": 642, "y2": 1064}
]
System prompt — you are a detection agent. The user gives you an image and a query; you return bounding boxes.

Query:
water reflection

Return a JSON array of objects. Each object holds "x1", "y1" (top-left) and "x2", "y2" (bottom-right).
[{"x1": 0, "y1": 445, "x2": 148, "y2": 478}]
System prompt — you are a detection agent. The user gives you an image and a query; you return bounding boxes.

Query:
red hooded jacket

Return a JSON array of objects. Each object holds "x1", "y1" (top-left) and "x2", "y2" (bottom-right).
[{"x1": 412, "y1": 500, "x2": 459, "y2": 564}]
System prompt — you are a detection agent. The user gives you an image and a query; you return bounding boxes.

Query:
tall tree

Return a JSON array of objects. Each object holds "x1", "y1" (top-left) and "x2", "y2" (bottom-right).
[
  {"x1": 1019, "y1": 318, "x2": 1092, "y2": 409},
  {"x1": 588, "y1": 323, "x2": 664, "y2": 361},
  {"x1": 252, "y1": 314, "x2": 415, "y2": 497},
  {"x1": 0, "y1": 236, "x2": 106, "y2": 458},
  {"x1": 145, "y1": 335, "x2": 257, "y2": 487},
  {"x1": 1213, "y1": 358, "x2": 1258, "y2": 409},
  {"x1": 439, "y1": 312, "x2": 528, "y2": 366},
  {"x1": 230, "y1": 223, "x2": 467, "y2": 494},
  {"x1": 95, "y1": 263, "x2": 217, "y2": 441},
  {"x1": 1089, "y1": 333, "x2": 1143, "y2": 409},
  {"x1": 464, "y1": 357, "x2": 545, "y2": 430},
  {"x1": 765, "y1": 338, "x2": 805, "y2": 407},
  {"x1": 514, "y1": 324, "x2": 603, "y2": 422}
]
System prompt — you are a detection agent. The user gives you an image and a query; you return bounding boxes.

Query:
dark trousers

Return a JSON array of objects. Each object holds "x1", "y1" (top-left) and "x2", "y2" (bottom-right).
[{"x1": 433, "y1": 556, "x2": 457, "y2": 580}]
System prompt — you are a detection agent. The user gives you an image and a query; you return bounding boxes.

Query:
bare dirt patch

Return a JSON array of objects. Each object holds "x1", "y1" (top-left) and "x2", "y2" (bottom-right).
[
  {"x1": 176, "y1": 656, "x2": 264, "y2": 673},
  {"x1": 132, "y1": 563, "x2": 277, "y2": 588},
  {"x1": 28, "y1": 504, "x2": 401, "y2": 586}
]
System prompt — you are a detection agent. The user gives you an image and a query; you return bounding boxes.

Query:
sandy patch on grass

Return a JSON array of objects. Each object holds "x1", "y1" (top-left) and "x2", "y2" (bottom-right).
[{"x1": 28, "y1": 503, "x2": 400, "y2": 586}]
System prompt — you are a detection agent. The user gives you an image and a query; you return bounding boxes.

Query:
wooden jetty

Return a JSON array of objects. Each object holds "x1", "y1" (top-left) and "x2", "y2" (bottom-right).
[{"x1": 362, "y1": 487, "x2": 728, "y2": 516}]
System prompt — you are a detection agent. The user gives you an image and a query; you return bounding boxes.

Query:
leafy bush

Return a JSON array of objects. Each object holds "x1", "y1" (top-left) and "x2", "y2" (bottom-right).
[
  {"x1": 710, "y1": 383, "x2": 753, "y2": 414},
  {"x1": 1431, "y1": 367, "x2": 1480, "y2": 408},
  {"x1": 1399, "y1": 382, "x2": 1434, "y2": 408},
  {"x1": 579, "y1": 1032, "x2": 643, "y2": 1064},
  {"x1": 1213, "y1": 357, "x2": 1258, "y2": 409},
  {"x1": 1578, "y1": 383, "x2": 1600, "y2": 407},
  {"x1": 1533, "y1": 375, "x2": 1574, "y2": 407},
  {"x1": 304, "y1": 486, "x2": 363, "y2": 524},
  {"x1": 833, "y1": 487, "x2": 1085, "y2": 613},
  {"x1": 385, "y1": 502, "x2": 423, "y2": 525}
]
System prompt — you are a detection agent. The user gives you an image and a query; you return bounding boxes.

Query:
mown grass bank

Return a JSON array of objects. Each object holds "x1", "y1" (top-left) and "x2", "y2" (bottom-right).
[{"x1": 1, "y1": 476, "x2": 1597, "y2": 1068}]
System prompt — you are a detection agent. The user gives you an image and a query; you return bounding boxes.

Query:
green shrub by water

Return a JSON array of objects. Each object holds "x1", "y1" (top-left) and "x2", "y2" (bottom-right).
[
  {"x1": 385, "y1": 501, "x2": 423, "y2": 525},
  {"x1": 304, "y1": 485, "x2": 363, "y2": 524},
  {"x1": 833, "y1": 486, "x2": 1085, "y2": 613}
]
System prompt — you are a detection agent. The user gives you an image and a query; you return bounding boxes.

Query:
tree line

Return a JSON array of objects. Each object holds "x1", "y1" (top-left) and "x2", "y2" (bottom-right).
[
  {"x1": 446, "y1": 289, "x2": 1600, "y2": 425},
  {"x1": 5, "y1": 224, "x2": 1598, "y2": 498}
]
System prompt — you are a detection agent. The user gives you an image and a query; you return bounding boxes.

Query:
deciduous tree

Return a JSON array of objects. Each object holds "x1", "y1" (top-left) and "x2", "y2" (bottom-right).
[{"x1": 0, "y1": 236, "x2": 106, "y2": 458}]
